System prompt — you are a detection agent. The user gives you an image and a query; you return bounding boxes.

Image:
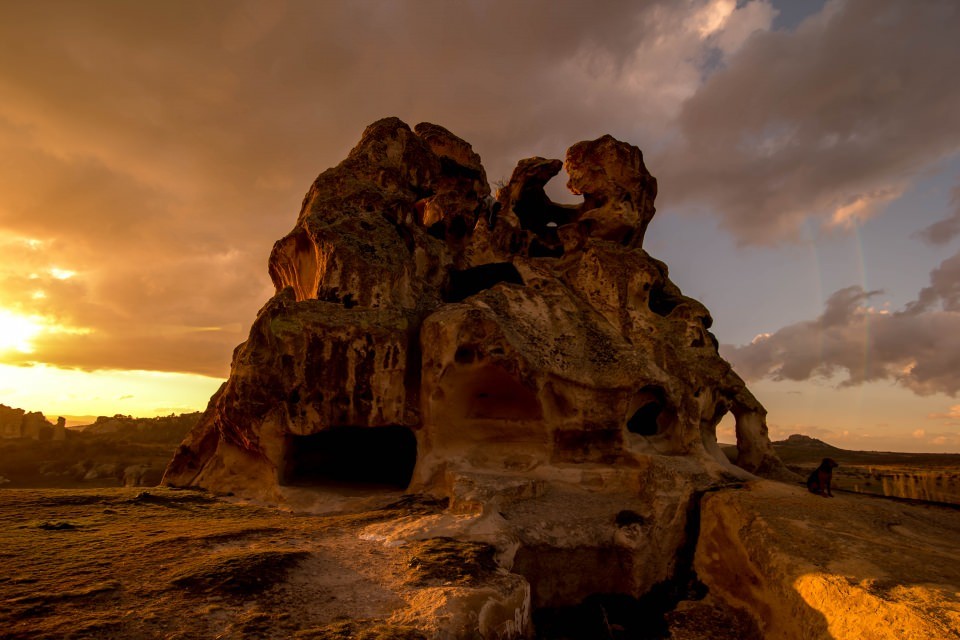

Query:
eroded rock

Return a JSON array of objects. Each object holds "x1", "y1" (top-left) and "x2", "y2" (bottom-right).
[
  {"x1": 694, "y1": 481, "x2": 960, "y2": 639},
  {"x1": 163, "y1": 117, "x2": 791, "y2": 638}
]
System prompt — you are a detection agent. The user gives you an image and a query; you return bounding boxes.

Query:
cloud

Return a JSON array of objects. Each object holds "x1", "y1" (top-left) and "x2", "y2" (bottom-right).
[
  {"x1": 906, "y1": 251, "x2": 960, "y2": 314},
  {"x1": 723, "y1": 250, "x2": 960, "y2": 396},
  {"x1": 1, "y1": 0, "x2": 957, "y2": 382},
  {"x1": 927, "y1": 404, "x2": 960, "y2": 424},
  {"x1": 917, "y1": 182, "x2": 960, "y2": 246},
  {"x1": 657, "y1": 0, "x2": 960, "y2": 243},
  {"x1": 0, "y1": 0, "x2": 774, "y2": 376}
]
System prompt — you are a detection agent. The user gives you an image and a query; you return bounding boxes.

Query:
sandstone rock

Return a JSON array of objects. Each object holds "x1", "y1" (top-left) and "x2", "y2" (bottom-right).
[
  {"x1": 0, "y1": 404, "x2": 58, "y2": 440},
  {"x1": 694, "y1": 480, "x2": 960, "y2": 639},
  {"x1": 565, "y1": 134, "x2": 658, "y2": 247},
  {"x1": 165, "y1": 117, "x2": 784, "y2": 497},
  {"x1": 163, "y1": 117, "x2": 791, "y2": 638}
]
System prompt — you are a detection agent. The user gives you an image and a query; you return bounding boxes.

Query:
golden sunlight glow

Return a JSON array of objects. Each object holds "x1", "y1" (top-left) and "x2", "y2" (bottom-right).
[
  {"x1": 0, "y1": 308, "x2": 92, "y2": 358},
  {"x1": 48, "y1": 267, "x2": 76, "y2": 280},
  {"x1": 0, "y1": 363, "x2": 222, "y2": 418},
  {"x1": 695, "y1": 0, "x2": 735, "y2": 38},
  {"x1": 0, "y1": 309, "x2": 43, "y2": 354}
]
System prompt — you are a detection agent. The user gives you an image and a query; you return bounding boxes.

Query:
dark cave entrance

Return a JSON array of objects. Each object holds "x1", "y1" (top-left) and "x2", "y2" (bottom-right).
[
  {"x1": 647, "y1": 284, "x2": 681, "y2": 317},
  {"x1": 626, "y1": 386, "x2": 676, "y2": 437},
  {"x1": 444, "y1": 262, "x2": 524, "y2": 302},
  {"x1": 281, "y1": 425, "x2": 417, "y2": 491}
]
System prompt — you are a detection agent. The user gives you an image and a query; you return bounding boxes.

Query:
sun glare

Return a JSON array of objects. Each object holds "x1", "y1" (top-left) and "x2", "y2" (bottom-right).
[
  {"x1": 0, "y1": 309, "x2": 43, "y2": 354},
  {"x1": 48, "y1": 267, "x2": 76, "y2": 280}
]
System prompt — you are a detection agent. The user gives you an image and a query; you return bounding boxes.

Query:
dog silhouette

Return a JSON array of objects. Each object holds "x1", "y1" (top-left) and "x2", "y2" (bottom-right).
[{"x1": 807, "y1": 457, "x2": 838, "y2": 497}]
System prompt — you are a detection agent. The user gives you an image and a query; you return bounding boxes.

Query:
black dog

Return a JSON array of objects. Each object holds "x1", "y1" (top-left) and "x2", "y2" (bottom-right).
[{"x1": 807, "y1": 458, "x2": 838, "y2": 497}]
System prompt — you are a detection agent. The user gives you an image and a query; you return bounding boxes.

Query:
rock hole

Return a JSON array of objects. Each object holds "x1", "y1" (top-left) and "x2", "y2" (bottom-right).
[
  {"x1": 454, "y1": 346, "x2": 477, "y2": 364},
  {"x1": 427, "y1": 221, "x2": 446, "y2": 239},
  {"x1": 281, "y1": 426, "x2": 416, "y2": 491},
  {"x1": 444, "y1": 262, "x2": 524, "y2": 302},
  {"x1": 615, "y1": 510, "x2": 645, "y2": 527},
  {"x1": 626, "y1": 386, "x2": 674, "y2": 436},
  {"x1": 703, "y1": 407, "x2": 738, "y2": 468},
  {"x1": 515, "y1": 184, "x2": 579, "y2": 237},
  {"x1": 648, "y1": 284, "x2": 679, "y2": 317},
  {"x1": 449, "y1": 216, "x2": 468, "y2": 239}
]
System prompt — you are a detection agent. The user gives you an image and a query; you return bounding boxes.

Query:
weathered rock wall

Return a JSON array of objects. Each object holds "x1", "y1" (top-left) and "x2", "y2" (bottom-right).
[
  {"x1": 164, "y1": 117, "x2": 787, "y2": 504},
  {"x1": 847, "y1": 469, "x2": 960, "y2": 506}
]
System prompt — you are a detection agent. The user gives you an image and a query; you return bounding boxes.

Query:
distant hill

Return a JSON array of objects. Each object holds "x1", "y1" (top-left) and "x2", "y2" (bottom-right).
[
  {"x1": 0, "y1": 410, "x2": 200, "y2": 488},
  {"x1": 770, "y1": 434, "x2": 960, "y2": 468},
  {"x1": 719, "y1": 433, "x2": 960, "y2": 506},
  {"x1": 773, "y1": 434, "x2": 841, "y2": 451}
]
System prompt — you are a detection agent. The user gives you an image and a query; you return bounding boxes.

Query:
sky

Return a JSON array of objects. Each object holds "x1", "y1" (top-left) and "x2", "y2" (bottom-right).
[{"x1": 0, "y1": 0, "x2": 958, "y2": 452}]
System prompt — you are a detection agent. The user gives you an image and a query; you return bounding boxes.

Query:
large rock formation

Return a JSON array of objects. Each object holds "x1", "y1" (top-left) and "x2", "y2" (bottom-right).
[
  {"x1": 164, "y1": 117, "x2": 785, "y2": 496},
  {"x1": 163, "y1": 118, "x2": 792, "y2": 635}
]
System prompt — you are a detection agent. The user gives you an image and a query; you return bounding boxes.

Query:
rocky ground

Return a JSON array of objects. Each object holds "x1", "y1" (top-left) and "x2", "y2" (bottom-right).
[
  {"x1": 693, "y1": 482, "x2": 960, "y2": 639},
  {"x1": 1, "y1": 481, "x2": 958, "y2": 639}
]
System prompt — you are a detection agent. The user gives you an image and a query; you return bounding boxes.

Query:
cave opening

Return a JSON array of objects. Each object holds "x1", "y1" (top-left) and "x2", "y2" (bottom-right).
[
  {"x1": 514, "y1": 185, "x2": 579, "y2": 237},
  {"x1": 281, "y1": 425, "x2": 416, "y2": 491},
  {"x1": 444, "y1": 262, "x2": 524, "y2": 303},
  {"x1": 648, "y1": 284, "x2": 680, "y2": 317},
  {"x1": 627, "y1": 386, "x2": 675, "y2": 437}
]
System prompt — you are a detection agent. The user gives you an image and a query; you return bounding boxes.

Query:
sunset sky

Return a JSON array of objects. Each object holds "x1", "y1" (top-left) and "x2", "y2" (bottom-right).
[{"x1": 1, "y1": 0, "x2": 958, "y2": 452}]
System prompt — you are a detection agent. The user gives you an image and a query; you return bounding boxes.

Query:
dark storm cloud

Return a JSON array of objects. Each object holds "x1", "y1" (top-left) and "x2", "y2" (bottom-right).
[
  {"x1": 917, "y1": 183, "x2": 960, "y2": 246},
  {"x1": 723, "y1": 251, "x2": 960, "y2": 396},
  {"x1": 906, "y1": 251, "x2": 960, "y2": 314},
  {"x1": 1, "y1": 0, "x2": 769, "y2": 375},
  {"x1": 657, "y1": 0, "x2": 960, "y2": 243},
  {"x1": 2, "y1": 0, "x2": 956, "y2": 377}
]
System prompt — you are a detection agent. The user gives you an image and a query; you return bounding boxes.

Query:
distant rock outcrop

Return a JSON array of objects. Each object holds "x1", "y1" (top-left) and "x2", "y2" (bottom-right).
[{"x1": 0, "y1": 404, "x2": 66, "y2": 441}]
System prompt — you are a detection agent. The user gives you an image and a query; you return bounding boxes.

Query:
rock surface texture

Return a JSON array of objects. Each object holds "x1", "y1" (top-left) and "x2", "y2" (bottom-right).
[
  {"x1": 163, "y1": 118, "x2": 795, "y2": 638},
  {"x1": 694, "y1": 481, "x2": 960, "y2": 639}
]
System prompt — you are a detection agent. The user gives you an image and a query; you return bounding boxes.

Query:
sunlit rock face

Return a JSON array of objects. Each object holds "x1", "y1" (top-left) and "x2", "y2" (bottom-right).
[
  {"x1": 163, "y1": 116, "x2": 788, "y2": 500},
  {"x1": 0, "y1": 404, "x2": 64, "y2": 441}
]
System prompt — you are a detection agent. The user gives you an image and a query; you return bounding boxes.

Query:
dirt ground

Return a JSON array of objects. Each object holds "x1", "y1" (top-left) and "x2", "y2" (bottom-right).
[
  {"x1": 5, "y1": 483, "x2": 959, "y2": 639},
  {"x1": 0, "y1": 487, "x2": 464, "y2": 639}
]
